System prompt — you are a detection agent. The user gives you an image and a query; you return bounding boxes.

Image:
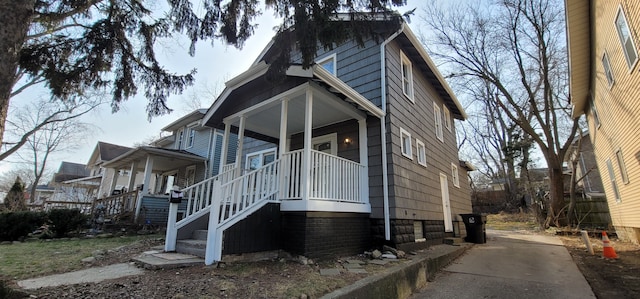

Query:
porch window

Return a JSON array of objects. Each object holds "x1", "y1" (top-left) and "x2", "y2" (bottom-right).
[
  {"x1": 443, "y1": 106, "x2": 452, "y2": 131},
  {"x1": 615, "y1": 7, "x2": 638, "y2": 69},
  {"x1": 185, "y1": 166, "x2": 196, "y2": 187},
  {"x1": 400, "y1": 51, "x2": 414, "y2": 102},
  {"x1": 615, "y1": 149, "x2": 629, "y2": 184},
  {"x1": 602, "y1": 51, "x2": 615, "y2": 87},
  {"x1": 606, "y1": 159, "x2": 621, "y2": 203},
  {"x1": 161, "y1": 171, "x2": 178, "y2": 195},
  {"x1": 246, "y1": 148, "x2": 277, "y2": 171},
  {"x1": 434, "y1": 103, "x2": 443, "y2": 142},
  {"x1": 400, "y1": 128, "x2": 413, "y2": 159},
  {"x1": 416, "y1": 139, "x2": 427, "y2": 167},
  {"x1": 187, "y1": 127, "x2": 196, "y2": 148},
  {"x1": 451, "y1": 163, "x2": 460, "y2": 188},
  {"x1": 317, "y1": 54, "x2": 336, "y2": 75}
]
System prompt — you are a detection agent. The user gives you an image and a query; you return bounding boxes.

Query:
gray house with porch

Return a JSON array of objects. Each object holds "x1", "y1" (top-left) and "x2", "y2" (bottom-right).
[{"x1": 165, "y1": 16, "x2": 473, "y2": 264}]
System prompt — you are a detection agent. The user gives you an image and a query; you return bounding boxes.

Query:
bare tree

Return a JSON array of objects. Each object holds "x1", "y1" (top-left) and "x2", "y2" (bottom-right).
[
  {"x1": 9, "y1": 100, "x2": 94, "y2": 206},
  {"x1": 421, "y1": 0, "x2": 580, "y2": 225},
  {"x1": 1, "y1": 96, "x2": 104, "y2": 161}
]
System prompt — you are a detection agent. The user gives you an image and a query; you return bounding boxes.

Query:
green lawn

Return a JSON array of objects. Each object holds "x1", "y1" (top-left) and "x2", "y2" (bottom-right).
[{"x1": 0, "y1": 235, "x2": 161, "y2": 281}]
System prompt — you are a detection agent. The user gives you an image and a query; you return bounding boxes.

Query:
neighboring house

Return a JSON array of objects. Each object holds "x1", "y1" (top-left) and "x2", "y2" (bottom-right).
[
  {"x1": 565, "y1": 132, "x2": 605, "y2": 195},
  {"x1": 100, "y1": 109, "x2": 238, "y2": 224},
  {"x1": 566, "y1": 1, "x2": 640, "y2": 243},
  {"x1": 165, "y1": 15, "x2": 473, "y2": 264},
  {"x1": 43, "y1": 161, "x2": 95, "y2": 212},
  {"x1": 87, "y1": 142, "x2": 140, "y2": 198},
  {"x1": 27, "y1": 184, "x2": 54, "y2": 211}
]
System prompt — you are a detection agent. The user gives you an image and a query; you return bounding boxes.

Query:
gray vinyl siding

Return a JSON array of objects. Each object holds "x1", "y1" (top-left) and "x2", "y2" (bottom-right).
[
  {"x1": 384, "y1": 40, "x2": 472, "y2": 221},
  {"x1": 184, "y1": 128, "x2": 211, "y2": 157}
]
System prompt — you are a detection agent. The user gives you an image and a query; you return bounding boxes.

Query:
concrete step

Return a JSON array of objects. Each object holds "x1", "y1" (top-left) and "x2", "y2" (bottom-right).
[
  {"x1": 176, "y1": 239, "x2": 207, "y2": 258},
  {"x1": 192, "y1": 229, "x2": 208, "y2": 241},
  {"x1": 443, "y1": 237, "x2": 464, "y2": 245},
  {"x1": 132, "y1": 250, "x2": 204, "y2": 270}
]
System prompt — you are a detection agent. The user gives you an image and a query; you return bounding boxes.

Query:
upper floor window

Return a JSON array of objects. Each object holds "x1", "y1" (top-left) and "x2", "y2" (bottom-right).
[
  {"x1": 400, "y1": 127, "x2": 413, "y2": 159},
  {"x1": 451, "y1": 163, "x2": 460, "y2": 188},
  {"x1": 416, "y1": 139, "x2": 427, "y2": 167},
  {"x1": 590, "y1": 97, "x2": 601, "y2": 129},
  {"x1": 615, "y1": 7, "x2": 638, "y2": 69},
  {"x1": 615, "y1": 149, "x2": 629, "y2": 184},
  {"x1": 606, "y1": 159, "x2": 622, "y2": 203},
  {"x1": 400, "y1": 51, "x2": 414, "y2": 102},
  {"x1": 602, "y1": 51, "x2": 615, "y2": 87},
  {"x1": 317, "y1": 54, "x2": 336, "y2": 75},
  {"x1": 434, "y1": 103, "x2": 443, "y2": 142},
  {"x1": 443, "y1": 105, "x2": 452, "y2": 131},
  {"x1": 177, "y1": 130, "x2": 184, "y2": 149},
  {"x1": 187, "y1": 127, "x2": 195, "y2": 148}
]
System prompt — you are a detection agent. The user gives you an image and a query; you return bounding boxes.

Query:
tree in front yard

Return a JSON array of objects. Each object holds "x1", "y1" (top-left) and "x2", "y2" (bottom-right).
[{"x1": 2, "y1": 177, "x2": 27, "y2": 212}]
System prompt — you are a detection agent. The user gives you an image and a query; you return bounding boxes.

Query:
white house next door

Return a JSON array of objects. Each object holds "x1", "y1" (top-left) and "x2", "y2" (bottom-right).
[{"x1": 440, "y1": 173, "x2": 453, "y2": 232}]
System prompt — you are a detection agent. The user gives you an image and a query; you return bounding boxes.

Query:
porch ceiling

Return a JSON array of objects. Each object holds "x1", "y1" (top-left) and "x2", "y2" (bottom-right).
[
  {"x1": 102, "y1": 147, "x2": 206, "y2": 173},
  {"x1": 227, "y1": 82, "x2": 366, "y2": 139}
]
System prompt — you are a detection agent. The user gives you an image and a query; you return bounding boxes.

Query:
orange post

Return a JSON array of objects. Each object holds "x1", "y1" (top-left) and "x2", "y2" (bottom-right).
[{"x1": 602, "y1": 231, "x2": 618, "y2": 259}]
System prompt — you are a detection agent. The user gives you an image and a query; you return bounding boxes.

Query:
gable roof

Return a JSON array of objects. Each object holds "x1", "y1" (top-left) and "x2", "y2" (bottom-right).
[
  {"x1": 248, "y1": 16, "x2": 467, "y2": 120},
  {"x1": 161, "y1": 108, "x2": 208, "y2": 132},
  {"x1": 53, "y1": 161, "x2": 90, "y2": 183},
  {"x1": 87, "y1": 141, "x2": 132, "y2": 166}
]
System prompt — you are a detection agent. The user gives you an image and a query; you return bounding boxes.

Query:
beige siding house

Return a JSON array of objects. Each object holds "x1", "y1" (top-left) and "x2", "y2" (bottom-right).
[{"x1": 566, "y1": 0, "x2": 640, "y2": 243}]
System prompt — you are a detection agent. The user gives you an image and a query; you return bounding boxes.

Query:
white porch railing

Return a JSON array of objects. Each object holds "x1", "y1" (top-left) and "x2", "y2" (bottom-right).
[{"x1": 280, "y1": 149, "x2": 365, "y2": 203}]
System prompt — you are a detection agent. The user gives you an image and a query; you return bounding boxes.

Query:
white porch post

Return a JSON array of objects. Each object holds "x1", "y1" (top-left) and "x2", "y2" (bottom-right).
[
  {"x1": 279, "y1": 99, "x2": 289, "y2": 159},
  {"x1": 235, "y1": 116, "x2": 246, "y2": 177},
  {"x1": 127, "y1": 162, "x2": 137, "y2": 193},
  {"x1": 108, "y1": 169, "x2": 119, "y2": 195},
  {"x1": 164, "y1": 201, "x2": 179, "y2": 252},
  {"x1": 135, "y1": 156, "x2": 154, "y2": 221},
  {"x1": 219, "y1": 122, "x2": 230, "y2": 170},
  {"x1": 302, "y1": 89, "x2": 313, "y2": 202},
  {"x1": 358, "y1": 119, "x2": 369, "y2": 203}
]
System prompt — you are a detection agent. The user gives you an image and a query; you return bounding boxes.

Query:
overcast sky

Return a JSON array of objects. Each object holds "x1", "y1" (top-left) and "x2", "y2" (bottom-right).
[{"x1": 1, "y1": 0, "x2": 426, "y2": 180}]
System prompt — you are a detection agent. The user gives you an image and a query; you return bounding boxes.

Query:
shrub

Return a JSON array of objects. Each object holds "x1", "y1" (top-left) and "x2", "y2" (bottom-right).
[
  {"x1": 0, "y1": 211, "x2": 46, "y2": 241},
  {"x1": 47, "y1": 209, "x2": 89, "y2": 238}
]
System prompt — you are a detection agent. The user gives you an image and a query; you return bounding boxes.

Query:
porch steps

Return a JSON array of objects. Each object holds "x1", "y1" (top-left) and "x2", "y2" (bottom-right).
[{"x1": 175, "y1": 229, "x2": 208, "y2": 258}]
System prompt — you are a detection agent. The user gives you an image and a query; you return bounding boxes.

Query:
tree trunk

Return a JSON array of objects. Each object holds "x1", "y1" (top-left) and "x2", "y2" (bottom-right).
[
  {"x1": 0, "y1": 0, "x2": 35, "y2": 148},
  {"x1": 567, "y1": 158, "x2": 579, "y2": 226},
  {"x1": 548, "y1": 165, "x2": 567, "y2": 226}
]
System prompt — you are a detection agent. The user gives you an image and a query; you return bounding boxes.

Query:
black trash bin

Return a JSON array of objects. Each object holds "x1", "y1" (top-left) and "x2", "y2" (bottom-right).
[{"x1": 460, "y1": 214, "x2": 486, "y2": 244}]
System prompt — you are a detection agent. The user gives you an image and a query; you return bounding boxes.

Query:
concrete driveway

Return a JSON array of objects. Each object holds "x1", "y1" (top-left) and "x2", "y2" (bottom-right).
[{"x1": 410, "y1": 229, "x2": 596, "y2": 299}]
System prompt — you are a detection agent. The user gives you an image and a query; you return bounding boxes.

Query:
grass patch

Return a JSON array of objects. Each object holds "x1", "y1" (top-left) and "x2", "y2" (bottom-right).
[
  {"x1": 485, "y1": 212, "x2": 538, "y2": 231},
  {"x1": 0, "y1": 235, "x2": 161, "y2": 280}
]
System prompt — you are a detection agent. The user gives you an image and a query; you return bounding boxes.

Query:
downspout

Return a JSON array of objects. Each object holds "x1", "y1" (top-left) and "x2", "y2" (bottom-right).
[{"x1": 380, "y1": 24, "x2": 404, "y2": 241}]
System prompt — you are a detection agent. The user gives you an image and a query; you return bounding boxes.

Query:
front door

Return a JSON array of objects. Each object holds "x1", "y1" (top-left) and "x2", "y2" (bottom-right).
[
  {"x1": 312, "y1": 133, "x2": 337, "y2": 155},
  {"x1": 440, "y1": 173, "x2": 453, "y2": 232},
  {"x1": 245, "y1": 148, "x2": 276, "y2": 172}
]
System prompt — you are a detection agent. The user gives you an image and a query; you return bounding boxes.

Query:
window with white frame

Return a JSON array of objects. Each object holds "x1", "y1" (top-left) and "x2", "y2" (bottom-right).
[
  {"x1": 185, "y1": 166, "x2": 196, "y2": 187},
  {"x1": 316, "y1": 54, "x2": 337, "y2": 75},
  {"x1": 606, "y1": 159, "x2": 622, "y2": 203},
  {"x1": 400, "y1": 128, "x2": 413, "y2": 159},
  {"x1": 187, "y1": 127, "x2": 196, "y2": 148},
  {"x1": 602, "y1": 51, "x2": 615, "y2": 86},
  {"x1": 443, "y1": 105, "x2": 452, "y2": 131},
  {"x1": 177, "y1": 130, "x2": 184, "y2": 149},
  {"x1": 400, "y1": 51, "x2": 414, "y2": 102},
  {"x1": 451, "y1": 163, "x2": 460, "y2": 187},
  {"x1": 434, "y1": 103, "x2": 443, "y2": 141},
  {"x1": 615, "y1": 149, "x2": 629, "y2": 184},
  {"x1": 416, "y1": 139, "x2": 427, "y2": 167},
  {"x1": 615, "y1": 7, "x2": 638, "y2": 69},
  {"x1": 590, "y1": 98, "x2": 601, "y2": 128}
]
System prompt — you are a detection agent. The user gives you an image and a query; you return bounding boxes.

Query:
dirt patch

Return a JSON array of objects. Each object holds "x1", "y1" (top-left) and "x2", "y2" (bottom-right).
[{"x1": 560, "y1": 233, "x2": 640, "y2": 299}]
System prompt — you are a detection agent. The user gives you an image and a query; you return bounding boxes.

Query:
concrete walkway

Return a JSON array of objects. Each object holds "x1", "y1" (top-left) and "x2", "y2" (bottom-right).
[{"x1": 18, "y1": 263, "x2": 144, "y2": 290}]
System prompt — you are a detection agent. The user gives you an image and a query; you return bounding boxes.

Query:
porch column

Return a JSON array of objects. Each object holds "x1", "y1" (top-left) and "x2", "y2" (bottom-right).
[
  {"x1": 279, "y1": 99, "x2": 289, "y2": 158},
  {"x1": 219, "y1": 122, "x2": 231, "y2": 170},
  {"x1": 127, "y1": 162, "x2": 137, "y2": 192},
  {"x1": 235, "y1": 116, "x2": 246, "y2": 177},
  {"x1": 358, "y1": 119, "x2": 369, "y2": 202},
  {"x1": 97, "y1": 168, "x2": 108, "y2": 198},
  {"x1": 107, "y1": 169, "x2": 119, "y2": 195},
  {"x1": 302, "y1": 89, "x2": 313, "y2": 202},
  {"x1": 135, "y1": 156, "x2": 154, "y2": 221}
]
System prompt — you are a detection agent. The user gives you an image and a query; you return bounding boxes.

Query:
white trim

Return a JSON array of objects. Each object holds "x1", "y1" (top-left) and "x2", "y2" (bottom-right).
[
  {"x1": 313, "y1": 66, "x2": 385, "y2": 118},
  {"x1": 400, "y1": 127, "x2": 413, "y2": 159},
  {"x1": 186, "y1": 126, "x2": 196, "y2": 149},
  {"x1": 245, "y1": 148, "x2": 277, "y2": 172},
  {"x1": 416, "y1": 139, "x2": 427, "y2": 167},
  {"x1": 434, "y1": 103, "x2": 444, "y2": 142},
  {"x1": 443, "y1": 105, "x2": 452, "y2": 132},
  {"x1": 316, "y1": 53, "x2": 337, "y2": 75},
  {"x1": 440, "y1": 173, "x2": 453, "y2": 232},
  {"x1": 615, "y1": 6, "x2": 639, "y2": 71},
  {"x1": 400, "y1": 50, "x2": 414, "y2": 102},
  {"x1": 615, "y1": 148, "x2": 629, "y2": 184},
  {"x1": 451, "y1": 163, "x2": 460, "y2": 188},
  {"x1": 280, "y1": 200, "x2": 371, "y2": 213},
  {"x1": 602, "y1": 51, "x2": 615, "y2": 88}
]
